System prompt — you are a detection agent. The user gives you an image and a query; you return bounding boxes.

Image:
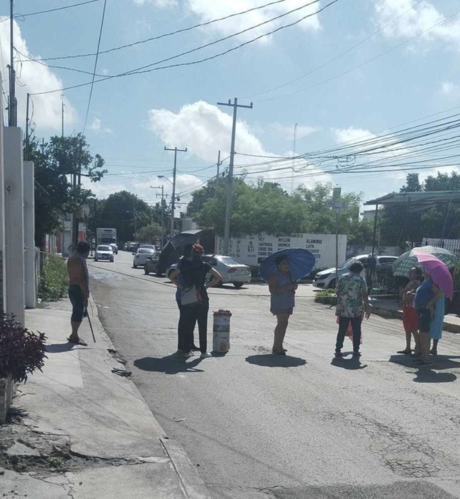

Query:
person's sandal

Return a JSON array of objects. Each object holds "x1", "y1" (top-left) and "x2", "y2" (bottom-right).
[
  {"x1": 397, "y1": 349, "x2": 412, "y2": 355},
  {"x1": 67, "y1": 337, "x2": 88, "y2": 346}
]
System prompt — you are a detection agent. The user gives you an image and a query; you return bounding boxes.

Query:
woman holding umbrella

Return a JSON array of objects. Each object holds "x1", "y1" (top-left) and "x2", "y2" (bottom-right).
[
  {"x1": 268, "y1": 256, "x2": 298, "y2": 355},
  {"x1": 414, "y1": 271, "x2": 443, "y2": 366},
  {"x1": 261, "y1": 249, "x2": 316, "y2": 356}
]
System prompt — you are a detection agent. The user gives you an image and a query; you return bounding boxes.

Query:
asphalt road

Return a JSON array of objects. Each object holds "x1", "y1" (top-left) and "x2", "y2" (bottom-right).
[{"x1": 89, "y1": 251, "x2": 460, "y2": 499}]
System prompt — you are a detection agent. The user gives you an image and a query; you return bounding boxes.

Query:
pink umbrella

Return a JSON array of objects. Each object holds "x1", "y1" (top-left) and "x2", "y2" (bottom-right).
[{"x1": 413, "y1": 250, "x2": 454, "y2": 299}]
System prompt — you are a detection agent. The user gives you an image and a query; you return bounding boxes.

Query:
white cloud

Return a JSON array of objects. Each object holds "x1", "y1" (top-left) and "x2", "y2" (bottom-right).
[
  {"x1": 268, "y1": 122, "x2": 320, "y2": 141},
  {"x1": 133, "y1": 0, "x2": 177, "y2": 6},
  {"x1": 375, "y1": 0, "x2": 460, "y2": 49},
  {"x1": 0, "y1": 18, "x2": 77, "y2": 132},
  {"x1": 90, "y1": 117, "x2": 113, "y2": 135},
  {"x1": 440, "y1": 81, "x2": 460, "y2": 97},
  {"x1": 186, "y1": 0, "x2": 321, "y2": 42},
  {"x1": 148, "y1": 100, "x2": 331, "y2": 191},
  {"x1": 333, "y1": 127, "x2": 410, "y2": 181}
]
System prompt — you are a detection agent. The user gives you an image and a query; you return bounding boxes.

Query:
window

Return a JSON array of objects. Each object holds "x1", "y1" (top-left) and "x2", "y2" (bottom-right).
[
  {"x1": 218, "y1": 256, "x2": 240, "y2": 265},
  {"x1": 379, "y1": 257, "x2": 397, "y2": 265}
]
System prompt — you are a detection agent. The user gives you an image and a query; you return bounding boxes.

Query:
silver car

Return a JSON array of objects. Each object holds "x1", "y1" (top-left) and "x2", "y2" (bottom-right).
[
  {"x1": 94, "y1": 245, "x2": 114, "y2": 262},
  {"x1": 133, "y1": 247, "x2": 156, "y2": 268},
  {"x1": 167, "y1": 255, "x2": 251, "y2": 288}
]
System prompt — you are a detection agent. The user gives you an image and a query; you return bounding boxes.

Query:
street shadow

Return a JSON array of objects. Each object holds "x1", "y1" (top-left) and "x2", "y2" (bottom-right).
[
  {"x1": 46, "y1": 343, "x2": 78, "y2": 354},
  {"x1": 330, "y1": 357, "x2": 368, "y2": 370},
  {"x1": 390, "y1": 354, "x2": 460, "y2": 371},
  {"x1": 134, "y1": 355, "x2": 205, "y2": 375},
  {"x1": 412, "y1": 369, "x2": 457, "y2": 384},
  {"x1": 245, "y1": 354, "x2": 306, "y2": 368}
]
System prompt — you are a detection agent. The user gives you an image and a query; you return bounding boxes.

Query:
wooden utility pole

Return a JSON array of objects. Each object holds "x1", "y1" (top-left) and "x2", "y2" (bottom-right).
[{"x1": 217, "y1": 98, "x2": 253, "y2": 254}]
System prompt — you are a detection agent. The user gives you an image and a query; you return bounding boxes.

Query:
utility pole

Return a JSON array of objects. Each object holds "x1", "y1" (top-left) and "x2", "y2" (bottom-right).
[
  {"x1": 164, "y1": 146, "x2": 187, "y2": 237},
  {"x1": 8, "y1": 0, "x2": 17, "y2": 127},
  {"x1": 216, "y1": 150, "x2": 222, "y2": 178},
  {"x1": 151, "y1": 185, "x2": 167, "y2": 249},
  {"x1": 61, "y1": 95, "x2": 65, "y2": 138},
  {"x1": 327, "y1": 187, "x2": 343, "y2": 287},
  {"x1": 25, "y1": 93, "x2": 30, "y2": 160},
  {"x1": 217, "y1": 98, "x2": 253, "y2": 254}
]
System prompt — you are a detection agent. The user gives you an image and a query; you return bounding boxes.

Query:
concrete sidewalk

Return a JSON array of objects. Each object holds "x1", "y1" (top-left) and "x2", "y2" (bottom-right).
[
  {"x1": 0, "y1": 299, "x2": 211, "y2": 499},
  {"x1": 370, "y1": 297, "x2": 460, "y2": 334}
]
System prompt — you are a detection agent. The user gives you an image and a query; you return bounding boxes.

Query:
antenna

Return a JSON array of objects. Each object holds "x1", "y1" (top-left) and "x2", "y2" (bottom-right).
[{"x1": 291, "y1": 123, "x2": 297, "y2": 194}]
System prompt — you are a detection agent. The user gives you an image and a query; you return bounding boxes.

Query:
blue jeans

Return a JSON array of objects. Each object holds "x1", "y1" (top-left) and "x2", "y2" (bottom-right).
[{"x1": 336, "y1": 316, "x2": 362, "y2": 352}]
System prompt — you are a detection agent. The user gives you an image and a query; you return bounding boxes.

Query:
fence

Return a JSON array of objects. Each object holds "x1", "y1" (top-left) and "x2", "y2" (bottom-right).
[
  {"x1": 346, "y1": 245, "x2": 403, "y2": 259},
  {"x1": 422, "y1": 238, "x2": 460, "y2": 256}
]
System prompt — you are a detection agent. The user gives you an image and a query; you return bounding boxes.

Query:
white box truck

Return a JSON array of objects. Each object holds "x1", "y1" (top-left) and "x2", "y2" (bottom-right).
[{"x1": 96, "y1": 228, "x2": 117, "y2": 247}]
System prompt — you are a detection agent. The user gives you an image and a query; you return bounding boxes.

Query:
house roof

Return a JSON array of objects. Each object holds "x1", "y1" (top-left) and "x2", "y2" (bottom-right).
[{"x1": 364, "y1": 191, "x2": 460, "y2": 207}]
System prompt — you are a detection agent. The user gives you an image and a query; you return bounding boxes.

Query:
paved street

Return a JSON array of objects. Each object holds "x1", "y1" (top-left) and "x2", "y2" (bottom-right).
[{"x1": 89, "y1": 251, "x2": 460, "y2": 499}]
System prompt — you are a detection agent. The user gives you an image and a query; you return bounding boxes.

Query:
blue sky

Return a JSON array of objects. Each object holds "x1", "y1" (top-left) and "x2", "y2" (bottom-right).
[{"x1": 1, "y1": 0, "x2": 460, "y2": 214}]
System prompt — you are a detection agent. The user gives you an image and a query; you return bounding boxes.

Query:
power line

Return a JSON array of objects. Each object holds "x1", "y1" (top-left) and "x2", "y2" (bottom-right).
[
  {"x1": 0, "y1": 0, "x2": 101, "y2": 22},
  {"x1": 30, "y1": 0, "x2": 338, "y2": 96},
  {"x1": 29, "y1": 0, "x2": 321, "y2": 79},
  {"x1": 255, "y1": 6, "x2": 460, "y2": 103},
  {"x1": 244, "y1": 0, "x2": 424, "y2": 99},
  {"x1": 83, "y1": 0, "x2": 108, "y2": 135},
  {"x1": 27, "y1": 0, "x2": 298, "y2": 62}
]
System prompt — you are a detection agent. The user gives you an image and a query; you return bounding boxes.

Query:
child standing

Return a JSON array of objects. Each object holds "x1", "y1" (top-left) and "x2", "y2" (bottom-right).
[{"x1": 398, "y1": 267, "x2": 422, "y2": 355}]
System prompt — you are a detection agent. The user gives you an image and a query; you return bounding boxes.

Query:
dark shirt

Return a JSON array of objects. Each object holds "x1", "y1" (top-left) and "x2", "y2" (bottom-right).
[
  {"x1": 415, "y1": 278, "x2": 434, "y2": 308},
  {"x1": 178, "y1": 259, "x2": 212, "y2": 302}
]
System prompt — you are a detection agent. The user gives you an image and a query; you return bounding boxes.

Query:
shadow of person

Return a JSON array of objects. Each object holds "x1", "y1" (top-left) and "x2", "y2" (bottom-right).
[
  {"x1": 245, "y1": 354, "x2": 306, "y2": 368},
  {"x1": 330, "y1": 357, "x2": 368, "y2": 370},
  {"x1": 412, "y1": 368, "x2": 457, "y2": 384},
  {"x1": 134, "y1": 355, "x2": 204, "y2": 375},
  {"x1": 46, "y1": 343, "x2": 77, "y2": 354},
  {"x1": 390, "y1": 354, "x2": 460, "y2": 371}
]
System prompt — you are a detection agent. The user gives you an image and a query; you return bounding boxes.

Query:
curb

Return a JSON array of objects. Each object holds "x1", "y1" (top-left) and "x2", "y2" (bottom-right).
[
  {"x1": 161, "y1": 438, "x2": 212, "y2": 499},
  {"x1": 91, "y1": 296, "x2": 212, "y2": 498},
  {"x1": 370, "y1": 305, "x2": 460, "y2": 335}
]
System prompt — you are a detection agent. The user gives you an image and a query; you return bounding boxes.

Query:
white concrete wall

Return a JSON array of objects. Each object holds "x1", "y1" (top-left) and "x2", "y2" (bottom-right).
[
  {"x1": 216, "y1": 233, "x2": 348, "y2": 270},
  {"x1": 0, "y1": 79, "x2": 5, "y2": 311},
  {"x1": 24, "y1": 161, "x2": 36, "y2": 308},
  {"x1": 4, "y1": 127, "x2": 25, "y2": 324}
]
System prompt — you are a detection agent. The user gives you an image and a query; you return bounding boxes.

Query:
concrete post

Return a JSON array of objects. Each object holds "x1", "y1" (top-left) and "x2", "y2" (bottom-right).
[
  {"x1": 24, "y1": 161, "x2": 36, "y2": 309},
  {"x1": 0, "y1": 79, "x2": 5, "y2": 312},
  {"x1": 4, "y1": 127, "x2": 25, "y2": 325}
]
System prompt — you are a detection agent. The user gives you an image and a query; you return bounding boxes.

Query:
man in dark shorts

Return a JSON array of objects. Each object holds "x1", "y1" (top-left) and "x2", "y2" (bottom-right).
[{"x1": 67, "y1": 241, "x2": 90, "y2": 346}]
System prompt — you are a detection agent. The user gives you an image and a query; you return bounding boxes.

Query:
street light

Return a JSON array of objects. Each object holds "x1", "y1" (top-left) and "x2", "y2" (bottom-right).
[{"x1": 158, "y1": 175, "x2": 173, "y2": 185}]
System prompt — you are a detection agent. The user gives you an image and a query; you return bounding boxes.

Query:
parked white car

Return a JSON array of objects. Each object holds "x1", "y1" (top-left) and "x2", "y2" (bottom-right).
[
  {"x1": 133, "y1": 247, "x2": 156, "y2": 268},
  {"x1": 94, "y1": 245, "x2": 114, "y2": 262},
  {"x1": 314, "y1": 254, "x2": 398, "y2": 289},
  {"x1": 167, "y1": 255, "x2": 252, "y2": 288}
]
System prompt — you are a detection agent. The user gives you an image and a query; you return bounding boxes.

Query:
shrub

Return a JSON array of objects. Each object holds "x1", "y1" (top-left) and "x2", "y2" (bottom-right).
[
  {"x1": 0, "y1": 313, "x2": 47, "y2": 383},
  {"x1": 315, "y1": 290, "x2": 337, "y2": 306},
  {"x1": 39, "y1": 255, "x2": 68, "y2": 302}
]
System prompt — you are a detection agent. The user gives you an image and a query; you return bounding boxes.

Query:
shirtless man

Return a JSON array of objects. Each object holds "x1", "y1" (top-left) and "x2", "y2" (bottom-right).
[{"x1": 67, "y1": 241, "x2": 90, "y2": 346}]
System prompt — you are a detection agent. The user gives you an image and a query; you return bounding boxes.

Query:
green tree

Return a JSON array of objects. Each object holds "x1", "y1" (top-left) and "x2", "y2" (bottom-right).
[
  {"x1": 93, "y1": 191, "x2": 153, "y2": 243},
  {"x1": 26, "y1": 135, "x2": 106, "y2": 246},
  {"x1": 136, "y1": 223, "x2": 162, "y2": 243},
  {"x1": 188, "y1": 179, "x2": 372, "y2": 242}
]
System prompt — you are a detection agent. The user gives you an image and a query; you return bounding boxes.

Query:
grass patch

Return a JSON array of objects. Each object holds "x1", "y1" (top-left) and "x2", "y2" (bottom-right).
[
  {"x1": 314, "y1": 289, "x2": 337, "y2": 306},
  {"x1": 38, "y1": 255, "x2": 68, "y2": 302}
]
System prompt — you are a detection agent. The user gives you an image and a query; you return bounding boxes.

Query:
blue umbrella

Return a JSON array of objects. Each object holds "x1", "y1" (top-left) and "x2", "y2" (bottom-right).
[{"x1": 259, "y1": 248, "x2": 316, "y2": 282}]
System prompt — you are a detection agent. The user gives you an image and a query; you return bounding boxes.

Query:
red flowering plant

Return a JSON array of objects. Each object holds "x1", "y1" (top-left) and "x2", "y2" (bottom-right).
[{"x1": 0, "y1": 313, "x2": 47, "y2": 383}]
